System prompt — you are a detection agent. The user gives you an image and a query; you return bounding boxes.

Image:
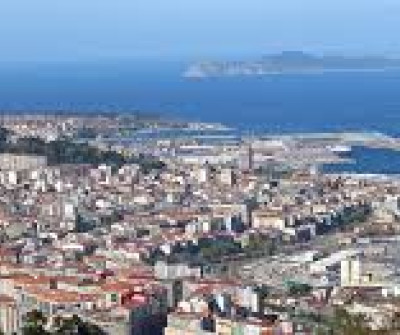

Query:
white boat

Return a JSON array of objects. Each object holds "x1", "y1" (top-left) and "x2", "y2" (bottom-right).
[{"x1": 329, "y1": 145, "x2": 352, "y2": 154}]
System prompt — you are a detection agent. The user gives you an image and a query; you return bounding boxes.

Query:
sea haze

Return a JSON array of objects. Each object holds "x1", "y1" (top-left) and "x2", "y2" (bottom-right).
[{"x1": 1, "y1": 61, "x2": 400, "y2": 135}]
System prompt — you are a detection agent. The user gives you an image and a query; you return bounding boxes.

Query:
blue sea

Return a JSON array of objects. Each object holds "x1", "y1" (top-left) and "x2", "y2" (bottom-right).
[{"x1": 1, "y1": 61, "x2": 400, "y2": 174}]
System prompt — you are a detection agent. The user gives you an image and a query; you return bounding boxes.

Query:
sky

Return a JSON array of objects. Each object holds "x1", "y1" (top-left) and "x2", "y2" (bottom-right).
[{"x1": 0, "y1": 0, "x2": 400, "y2": 62}]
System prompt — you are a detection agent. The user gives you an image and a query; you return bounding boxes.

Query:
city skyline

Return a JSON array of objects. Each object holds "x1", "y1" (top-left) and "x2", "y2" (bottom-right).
[{"x1": 1, "y1": 2, "x2": 400, "y2": 334}]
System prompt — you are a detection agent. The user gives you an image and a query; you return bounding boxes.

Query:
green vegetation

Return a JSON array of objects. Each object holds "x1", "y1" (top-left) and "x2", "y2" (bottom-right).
[
  {"x1": 22, "y1": 311, "x2": 105, "y2": 335},
  {"x1": 53, "y1": 315, "x2": 106, "y2": 335},
  {"x1": 0, "y1": 128, "x2": 164, "y2": 172},
  {"x1": 341, "y1": 204, "x2": 371, "y2": 225},
  {"x1": 196, "y1": 234, "x2": 276, "y2": 262},
  {"x1": 245, "y1": 234, "x2": 276, "y2": 257},
  {"x1": 325, "y1": 308, "x2": 371, "y2": 335},
  {"x1": 285, "y1": 280, "x2": 312, "y2": 297},
  {"x1": 311, "y1": 308, "x2": 400, "y2": 335},
  {"x1": 22, "y1": 310, "x2": 50, "y2": 335},
  {"x1": 147, "y1": 234, "x2": 278, "y2": 266},
  {"x1": 200, "y1": 239, "x2": 242, "y2": 261}
]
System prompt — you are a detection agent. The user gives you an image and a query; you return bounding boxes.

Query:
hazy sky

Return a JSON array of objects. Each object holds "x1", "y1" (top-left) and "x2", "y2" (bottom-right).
[{"x1": 1, "y1": 0, "x2": 400, "y2": 62}]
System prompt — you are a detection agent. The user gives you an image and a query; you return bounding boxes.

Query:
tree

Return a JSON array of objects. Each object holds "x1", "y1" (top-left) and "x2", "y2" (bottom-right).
[
  {"x1": 53, "y1": 315, "x2": 106, "y2": 335},
  {"x1": 288, "y1": 282, "x2": 312, "y2": 297},
  {"x1": 0, "y1": 127, "x2": 165, "y2": 173},
  {"x1": 22, "y1": 310, "x2": 50, "y2": 335},
  {"x1": 245, "y1": 234, "x2": 275, "y2": 257},
  {"x1": 329, "y1": 308, "x2": 371, "y2": 335}
]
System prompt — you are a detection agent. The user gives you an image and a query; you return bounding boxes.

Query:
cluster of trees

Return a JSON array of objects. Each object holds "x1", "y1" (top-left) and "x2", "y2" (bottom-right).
[
  {"x1": 21, "y1": 310, "x2": 106, "y2": 335},
  {"x1": 327, "y1": 308, "x2": 372, "y2": 335},
  {"x1": 200, "y1": 239, "x2": 242, "y2": 261},
  {"x1": 146, "y1": 233, "x2": 278, "y2": 265},
  {"x1": 340, "y1": 204, "x2": 372, "y2": 227},
  {"x1": 285, "y1": 281, "x2": 312, "y2": 297},
  {"x1": 245, "y1": 234, "x2": 276, "y2": 258},
  {"x1": 199, "y1": 234, "x2": 276, "y2": 261},
  {"x1": 13, "y1": 307, "x2": 400, "y2": 335},
  {"x1": 0, "y1": 127, "x2": 164, "y2": 172},
  {"x1": 312, "y1": 308, "x2": 400, "y2": 335}
]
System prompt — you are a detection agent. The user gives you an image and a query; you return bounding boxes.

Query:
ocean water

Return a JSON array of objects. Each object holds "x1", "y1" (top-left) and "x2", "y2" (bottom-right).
[
  {"x1": 322, "y1": 146, "x2": 400, "y2": 175},
  {"x1": 1, "y1": 61, "x2": 400, "y2": 173},
  {"x1": 1, "y1": 62, "x2": 400, "y2": 134}
]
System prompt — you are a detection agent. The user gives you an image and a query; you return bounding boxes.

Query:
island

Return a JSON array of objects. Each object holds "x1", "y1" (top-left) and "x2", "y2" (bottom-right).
[{"x1": 183, "y1": 51, "x2": 400, "y2": 78}]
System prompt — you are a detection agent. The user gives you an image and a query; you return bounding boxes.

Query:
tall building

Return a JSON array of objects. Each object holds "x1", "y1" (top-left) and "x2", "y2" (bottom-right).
[
  {"x1": 219, "y1": 167, "x2": 235, "y2": 186},
  {"x1": 341, "y1": 257, "x2": 361, "y2": 287},
  {"x1": 0, "y1": 295, "x2": 19, "y2": 334},
  {"x1": 238, "y1": 144, "x2": 253, "y2": 171}
]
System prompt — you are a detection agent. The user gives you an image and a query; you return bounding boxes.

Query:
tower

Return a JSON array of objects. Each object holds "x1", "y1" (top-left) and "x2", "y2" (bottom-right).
[{"x1": 238, "y1": 143, "x2": 253, "y2": 171}]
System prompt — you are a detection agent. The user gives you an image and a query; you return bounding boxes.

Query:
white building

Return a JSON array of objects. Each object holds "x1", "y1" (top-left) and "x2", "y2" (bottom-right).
[
  {"x1": 341, "y1": 257, "x2": 362, "y2": 287},
  {"x1": 0, "y1": 153, "x2": 47, "y2": 171}
]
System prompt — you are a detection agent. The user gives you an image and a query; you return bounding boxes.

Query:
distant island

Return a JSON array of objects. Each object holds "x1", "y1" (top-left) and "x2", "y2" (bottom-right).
[{"x1": 183, "y1": 51, "x2": 400, "y2": 78}]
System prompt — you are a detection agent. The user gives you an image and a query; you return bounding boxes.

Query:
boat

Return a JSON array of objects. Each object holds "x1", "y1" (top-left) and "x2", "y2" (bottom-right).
[{"x1": 329, "y1": 145, "x2": 352, "y2": 154}]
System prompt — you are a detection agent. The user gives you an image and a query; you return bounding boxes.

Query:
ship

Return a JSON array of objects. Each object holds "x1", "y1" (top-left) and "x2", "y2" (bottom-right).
[{"x1": 329, "y1": 145, "x2": 352, "y2": 155}]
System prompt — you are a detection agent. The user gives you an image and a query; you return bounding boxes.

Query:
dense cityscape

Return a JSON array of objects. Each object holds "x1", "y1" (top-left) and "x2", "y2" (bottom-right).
[
  {"x1": 2, "y1": 0, "x2": 400, "y2": 333},
  {"x1": 0, "y1": 113, "x2": 397, "y2": 334}
]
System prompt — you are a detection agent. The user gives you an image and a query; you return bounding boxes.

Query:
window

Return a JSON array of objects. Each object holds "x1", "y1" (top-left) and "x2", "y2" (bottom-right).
[{"x1": 111, "y1": 293, "x2": 118, "y2": 303}]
